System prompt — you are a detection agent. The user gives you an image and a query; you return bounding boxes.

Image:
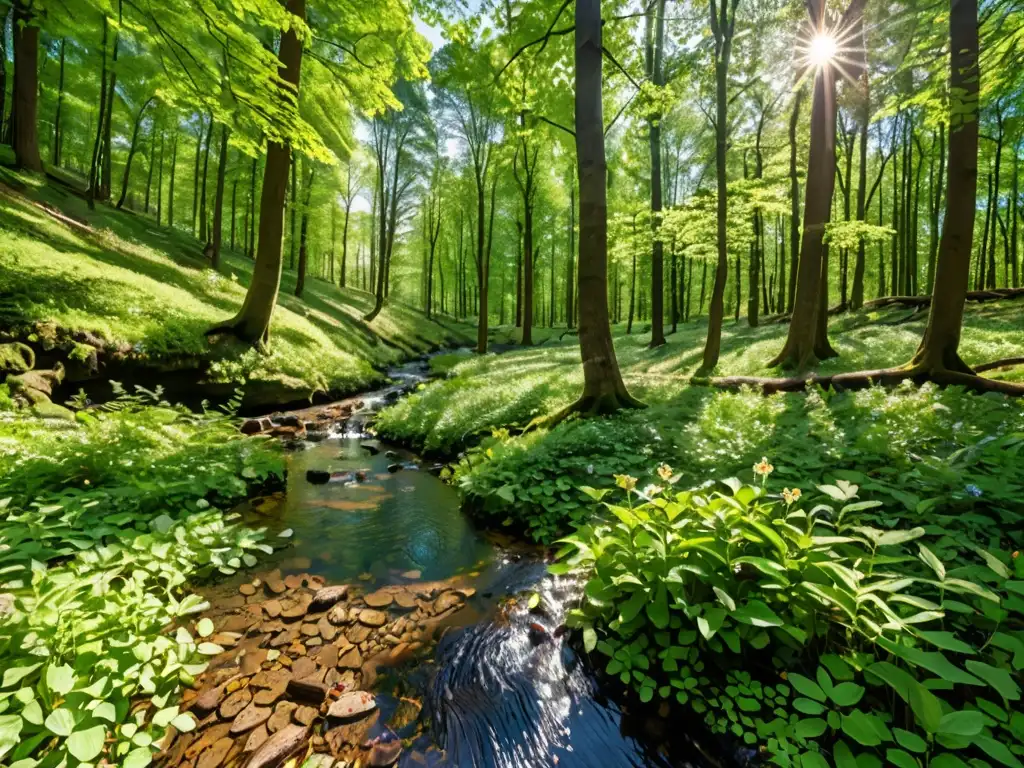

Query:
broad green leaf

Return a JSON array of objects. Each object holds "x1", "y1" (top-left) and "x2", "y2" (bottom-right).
[
  {"x1": 841, "y1": 710, "x2": 883, "y2": 746},
  {"x1": 886, "y1": 748, "x2": 920, "y2": 768},
  {"x1": 964, "y1": 661, "x2": 1021, "y2": 701},
  {"x1": 196, "y1": 618, "x2": 215, "y2": 638},
  {"x1": 788, "y1": 673, "x2": 826, "y2": 702},
  {"x1": 67, "y1": 725, "x2": 107, "y2": 761},
  {"x1": 936, "y1": 710, "x2": 984, "y2": 737},
  {"x1": 45, "y1": 664, "x2": 75, "y2": 696},
  {"x1": 44, "y1": 708, "x2": 75, "y2": 737}
]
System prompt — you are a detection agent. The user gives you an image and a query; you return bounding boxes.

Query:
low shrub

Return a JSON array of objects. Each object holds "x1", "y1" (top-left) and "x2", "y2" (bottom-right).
[
  {"x1": 556, "y1": 464, "x2": 1024, "y2": 767},
  {"x1": 0, "y1": 391, "x2": 286, "y2": 766}
]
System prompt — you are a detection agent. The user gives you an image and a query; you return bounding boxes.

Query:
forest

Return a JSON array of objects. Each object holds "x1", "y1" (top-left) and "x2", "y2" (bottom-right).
[{"x1": 0, "y1": 0, "x2": 1023, "y2": 766}]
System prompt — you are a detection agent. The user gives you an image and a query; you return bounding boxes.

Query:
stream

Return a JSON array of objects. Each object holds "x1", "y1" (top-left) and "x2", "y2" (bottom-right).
[{"x1": 167, "y1": 356, "x2": 713, "y2": 768}]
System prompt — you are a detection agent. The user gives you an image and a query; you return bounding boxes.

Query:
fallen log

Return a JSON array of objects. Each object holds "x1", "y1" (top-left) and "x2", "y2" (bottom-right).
[
  {"x1": 862, "y1": 287, "x2": 1024, "y2": 311},
  {"x1": 696, "y1": 367, "x2": 1024, "y2": 397}
]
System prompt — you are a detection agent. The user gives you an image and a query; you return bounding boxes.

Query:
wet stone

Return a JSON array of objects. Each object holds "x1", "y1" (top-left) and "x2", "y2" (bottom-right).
[
  {"x1": 293, "y1": 705, "x2": 318, "y2": 726},
  {"x1": 219, "y1": 688, "x2": 252, "y2": 720},
  {"x1": 268, "y1": 701, "x2": 298, "y2": 733},
  {"x1": 327, "y1": 604, "x2": 349, "y2": 626},
  {"x1": 196, "y1": 736, "x2": 235, "y2": 768},
  {"x1": 348, "y1": 624, "x2": 371, "y2": 643},
  {"x1": 291, "y1": 656, "x2": 317, "y2": 680},
  {"x1": 284, "y1": 574, "x2": 305, "y2": 590},
  {"x1": 263, "y1": 600, "x2": 282, "y2": 618},
  {"x1": 230, "y1": 703, "x2": 272, "y2": 735},
  {"x1": 327, "y1": 691, "x2": 377, "y2": 720},
  {"x1": 239, "y1": 584, "x2": 257, "y2": 596},
  {"x1": 243, "y1": 724, "x2": 269, "y2": 753},
  {"x1": 310, "y1": 585, "x2": 350, "y2": 609},
  {"x1": 363, "y1": 590, "x2": 394, "y2": 609},
  {"x1": 245, "y1": 724, "x2": 310, "y2": 768},
  {"x1": 301, "y1": 623, "x2": 320, "y2": 637},
  {"x1": 432, "y1": 591, "x2": 463, "y2": 616},
  {"x1": 317, "y1": 644, "x2": 339, "y2": 669},
  {"x1": 337, "y1": 647, "x2": 362, "y2": 669},
  {"x1": 266, "y1": 579, "x2": 287, "y2": 595},
  {"x1": 358, "y1": 609, "x2": 387, "y2": 628}
]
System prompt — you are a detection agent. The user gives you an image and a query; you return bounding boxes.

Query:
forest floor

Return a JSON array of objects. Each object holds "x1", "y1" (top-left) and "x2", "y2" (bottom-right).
[{"x1": 0, "y1": 161, "x2": 473, "y2": 407}]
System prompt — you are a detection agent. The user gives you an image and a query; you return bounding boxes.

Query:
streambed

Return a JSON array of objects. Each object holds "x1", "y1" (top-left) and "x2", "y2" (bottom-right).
[{"x1": 160, "y1": 357, "x2": 712, "y2": 768}]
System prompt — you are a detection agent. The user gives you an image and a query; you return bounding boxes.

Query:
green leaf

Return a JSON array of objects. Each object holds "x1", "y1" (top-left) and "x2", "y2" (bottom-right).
[
  {"x1": 832, "y1": 739, "x2": 858, "y2": 768},
  {"x1": 917, "y1": 631, "x2": 976, "y2": 654},
  {"x1": 196, "y1": 618, "x2": 215, "y2": 638},
  {"x1": 788, "y1": 673, "x2": 826, "y2": 702},
  {"x1": 527, "y1": 593, "x2": 541, "y2": 610},
  {"x1": 936, "y1": 710, "x2": 984, "y2": 737},
  {"x1": 583, "y1": 627, "x2": 597, "y2": 653},
  {"x1": 918, "y1": 544, "x2": 946, "y2": 581},
  {"x1": 44, "y1": 708, "x2": 75, "y2": 737},
  {"x1": 964, "y1": 661, "x2": 1021, "y2": 701},
  {"x1": 841, "y1": 710, "x2": 883, "y2": 746},
  {"x1": 170, "y1": 713, "x2": 197, "y2": 733},
  {"x1": 793, "y1": 697, "x2": 826, "y2": 715},
  {"x1": 829, "y1": 682, "x2": 865, "y2": 707},
  {"x1": 794, "y1": 717, "x2": 827, "y2": 739},
  {"x1": 67, "y1": 725, "x2": 107, "y2": 761},
  {"x1": 44, "y1": 664, "x2": 75, "y2": 696},
  {"x1": 2, "y1": 664, "x2": 41, "y2": 689},
  {"x1": 123, "y1": 747, "x2": 153, "y2": 768},
  {"x1": 886, "y1": 748, "x2": 920, "y2": 768},
  {"x1": 973, "y1": 734, "x2": 1024, "y2": 768},
  {"x1": 732, "y1": 599, "x2": 783, "y2": 627},
  {"x1": 646, "y1": 585, "x2": 669, "y2": 629},
  {"x1": 893, "y1": 727, "x2": 928, "y2": 753},
  {"x1": 801, "y1": 751, "x2": 830, "y2": 768}
]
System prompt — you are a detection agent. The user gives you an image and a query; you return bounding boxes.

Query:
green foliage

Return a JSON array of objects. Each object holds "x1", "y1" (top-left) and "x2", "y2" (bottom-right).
[
  {"x1": 557, "y1": 471, "x2": 1024, "y2": 767},
  {"x1": 0, "y1": 394, "x2": 286, "y2": 766}
]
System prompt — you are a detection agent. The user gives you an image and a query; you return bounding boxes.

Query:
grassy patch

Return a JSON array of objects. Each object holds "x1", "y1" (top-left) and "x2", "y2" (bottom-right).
[{"x1": 0, "y1": 168, "x2": 472, "y2": 397}]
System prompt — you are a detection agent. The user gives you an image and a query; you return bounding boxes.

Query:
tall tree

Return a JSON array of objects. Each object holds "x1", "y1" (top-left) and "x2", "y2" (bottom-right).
[{"x1": 647, "y1": 0, "x2": 667, "y2": 347}]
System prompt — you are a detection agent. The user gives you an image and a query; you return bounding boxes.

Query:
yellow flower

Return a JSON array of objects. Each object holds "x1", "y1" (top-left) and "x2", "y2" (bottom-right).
[
  {"x1": 656, "y1": 463, "x2": 674, "y2": 482},
  {"x1": 782, "y1": 487, "x2": 802, "y2": 504},
  {"x1": 614, "y1": 474, "x2": 638, "y2": 492},
  {"x1": 753, "y1": 457, "x2": 774, "y2": 477}
]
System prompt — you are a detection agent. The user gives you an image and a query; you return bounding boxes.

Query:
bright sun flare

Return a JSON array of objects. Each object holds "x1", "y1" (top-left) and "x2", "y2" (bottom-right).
[{"x1": 808, "y1": 34, "x2": 838, "y2": 66}]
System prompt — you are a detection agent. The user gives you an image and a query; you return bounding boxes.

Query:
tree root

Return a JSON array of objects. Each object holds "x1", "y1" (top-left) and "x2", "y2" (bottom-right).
[
  {"x1": 974, "y1": 357, "x2": 1024, "y2": 374},
  {"x1": 862, "y1": 287, "x2": 1024, "y2": 311},
  {"x1": 204, "y1": 319, "x2": 269, "y2": 353},
  {"x1": 532, "y1": 389, "x2": 646, "y2": 432},
  {"x1": 695, "y1": 365, "x2": 1024, "y2": 397}
]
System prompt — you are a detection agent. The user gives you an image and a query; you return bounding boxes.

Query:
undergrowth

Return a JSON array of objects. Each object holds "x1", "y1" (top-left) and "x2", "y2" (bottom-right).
[{"x1": 0, "y1": 390, "x2": 286, "y2": 767}]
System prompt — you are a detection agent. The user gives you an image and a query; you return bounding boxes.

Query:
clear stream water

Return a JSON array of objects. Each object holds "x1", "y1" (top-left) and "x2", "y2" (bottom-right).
[{"x1": 246, "y1": 357, "x2": 713, "y2": 768}]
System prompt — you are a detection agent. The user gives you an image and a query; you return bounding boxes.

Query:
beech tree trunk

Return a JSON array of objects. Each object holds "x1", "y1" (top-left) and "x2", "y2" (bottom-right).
[
  {"x1": 210, "y1": 124, "x2": 229, "y2": 269},
  {"x1": 208, "y1": 0, "x2": 305, "y2": 346},
  {"x1": 167, "y1": 133, "x2": 177, "y2": 227},
  {"x1": 565, "y1": 0, "x2": 640, "y2": 414},
  {"x1": 199, "y1": 114, "x2": 214, "y2": 243},
  {"x1": 116, "y1": 97, "x2": 155, "y2": 209},
  {"x1": 52, "y1": 37, "x2": 66, "y2": 165},
  {"x1": 909, "y1": 0, "x2": 978, "y2": 374},
  {"x1": 11, "y1": 0, "x2": 41, "y2": 171},
  {"x1": 295, "y1": 162, "x2": 315, "y2": 297},
  {"x1": 787, "y1": 89, "x2": 804, "y2": 312},
  {"x1": 925, "y1": 123, "x2": 946, "y2": 292},
  {"x1": 770, "y1": 0, "x2": 864, "y2": 369},
  {"x1": 88, "y1": 20, "x2": 109, "y2": 207},
  {"x1": 566, "y1": 177, "x2": 576, "y2": 329},
  {"x1": 647, "y1": 0, "x2": 667, "y2": 347},
  {"x1": 850, "y1": 22, "x2": 870, "y2": 310}
]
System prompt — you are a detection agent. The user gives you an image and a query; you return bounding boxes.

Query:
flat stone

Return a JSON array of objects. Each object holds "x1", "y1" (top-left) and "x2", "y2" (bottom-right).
[
  {"x1": 268, "y1": 701, "x2": 298, "y2": 733},
  {"x1": 364, "y1": 590, "x2": 394, "y2": 609},
  {"x1": 245, "y1": 724, "x2": 309, "y2": 768},
  {"x1": 432, "y1": 591, "x2": 463, "y2": 615},
  {"x1": 317, "y1": 615, "x2": 338, "y2": 641},
  {"x1": 219, "y1": 688, "x2": 252, "y2": 720},
  {"x1": 280, "y1": 596, "x2": 312, "y2": 620},
  {"x1": 310, "y1": 585, "x2": 350, "y2": 609},
  {"x1": 293, "y1": 705, "x2": 318, "y2": 726},
  {"x1": 194, "y1": 680, "x2": 232, "y2": 715},
  {"x1": 222, "y1": 595, "x2": 247, "y2": 609},
  {"x1": 400, "y1": 570, "x2": 422, "y2": 579},
  {"x1": 317, "y1": 644, "x2": 339, "y2": 669},
  {"x1": 358, "y1": 609, "x2": 388, "y2": 628},
  {"x1": 337, "y1": 647, "x2": 362, "y2": 669},
  {"x1": 243, "y1": 724, "x2": 269, "y2": 753},
  {"x1": 456, "y1": 587, "x2": 477, "y2": 599},
  {"x1": 263, "y1": 600, "x2": 282, "y2": 618},
  {"x1": 369, "y1": 733, "x2": 403, "y2": 767},
  {"x1": 185, "y1": 723, "x2": 232, "y2": 760},
  {"x1": 240, "y1": 584, "x2": 257, "y2": 596},
  {"x1": 219, "y1": 614, "x2": 251, "y2": 633},
  {"x1": 301, "y1": 623, "x2": 320, "y2": 637},
  {"x1": 287, "y1": 678, "x2": 330, "y2": 704},
  {"x1": 327, "y1": 604, "x2": 349, "y2": 625},
  {"x1": 284, "y1": 574, "x2": 305, "y2": 590},
  {"x1": 196, "y1": 736, "x2": 235, "y2": 768},
  {"x1": 266, "y1": 579, "x2": 287, "y2": 595},
  {"x1": 241, "y1": 649, "x2": 269, "y2": 676},
  {"x1": 327, "y1": 691, "x2": 377, "y2": 720},
  {"x1": 348, "y1": 624, "x2": 371, "y2": 643},
  {"x1": 230, "y1": 703, "x2": 272, "y2": 735},
  {"x1": 210, "y1": 632, "x2": 241, "y2": 647},
  {"x1": 393, "y1": 591, "x2": 417, "y2": 610},
  {"x1": 291, "y1": 656, "x2": 317, "y2": 680}
]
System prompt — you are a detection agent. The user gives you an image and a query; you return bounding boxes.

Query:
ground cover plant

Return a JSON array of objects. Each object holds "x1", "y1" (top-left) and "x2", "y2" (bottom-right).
[
  {"x1": 555, "y1": 459, "x2": 1024, "y2": 767},
  {"x1": 0, "y1": 388, "x2": 286, "y2": 766}
]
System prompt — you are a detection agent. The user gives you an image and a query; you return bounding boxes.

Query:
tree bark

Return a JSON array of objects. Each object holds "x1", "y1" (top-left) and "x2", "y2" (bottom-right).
[
  {"x1": 207, "y1": 0, "x2": 305, "y2": 346},
  {"x1": 167, "y1": 132, "x2": 177, "y2": 228},
  {"x1": 88, "y1": 20, "x2": 109, "y2": 208},
  {"x1": 116, "y1": 97, "x2": 155, "y2": 209},
  {"x1": 192, "y1": 115, "x2": 204, "y2": 235},
  {"x1": 99, "y1": 3, "x2": 121, "y2": 201},
  {"x1": 199, "y1": 113, "x2": 214, "y2": 243},
  {"x1": 850, "y1": 23, "x2": 870, "y2": 309},
  {"x1": 909, "y1": 0, "x2": 979, "y2": 375},
  {"x1": 295, "y1": 161, "x2": 315, "y2": 297},
  {"x1": 925, "y1": 124, "x2": 946, "y2": 293},
  {"x1": 561, "y1": 0, "x2": 641, "y2": 416},
  {"x1": 770, "y1": 0, "x2": 863, "y2": 369},
  {"x1": 210, "y1": 124, "x2": 230, "y2": 269},
  {"x1": 11, "y1": 0, "x2": 41, "y2": 171},
  {"x1": 787, "y1": 89, "x2": 803, "y2": 312},
  {"x1": 566, "y1": 177, "x2": 576, "y2": 329},
  {"x1": 52, "y1": 36, "x2": 66, "y2": 166},
  {"x1": 647, "y1": 0, "x2": 667, "y2": 347},
  {"x1": 700, "y1": 0, "x2": 742, "y2": 370}
]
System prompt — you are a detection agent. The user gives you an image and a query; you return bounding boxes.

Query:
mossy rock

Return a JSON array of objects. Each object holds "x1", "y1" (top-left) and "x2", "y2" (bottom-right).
[
  {"x1": 32, "y1": 401, "x2": 76, "y2": 421},
  {"x1": 0, "y1": 342, "x2": 35, "y2": 374}
]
